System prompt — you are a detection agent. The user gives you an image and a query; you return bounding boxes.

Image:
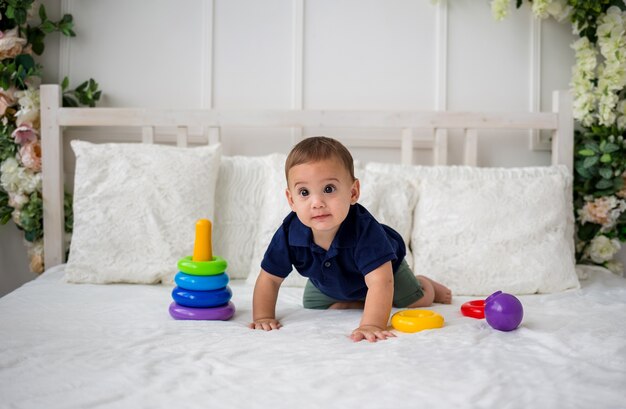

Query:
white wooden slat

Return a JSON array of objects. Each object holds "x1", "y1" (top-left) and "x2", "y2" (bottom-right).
[
  {"x1": 55, "y1": 108, "x2": 559, "y2": 130},
  {"x1": 40, "y1": 85, "x2": 65, "y2": 269},
  {"x1": 177, "y1": 126, "x2": 188, "y2": 147},
  {"x1": 401, "y1": 128, "x2": 413, "y2": 165},
  {"x1": 464, "y1": 129, "x2": 478, "y2": 166},
  {"x1": 142, "y1": 126, "x2": 154, "y2": 144},
  {"x1": 433, "y1": 128, "x2": 448, "y2": 165},
  {"x1": 207, "y1": 127, "x2": 221, "y2": 145},
  {"x1": 552, "y1": 90, "x2": 573, "y2": 171}
]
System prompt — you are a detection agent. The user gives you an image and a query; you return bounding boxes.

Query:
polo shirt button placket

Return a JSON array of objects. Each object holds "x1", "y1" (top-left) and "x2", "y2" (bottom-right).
[{"x1": 324, "y1": 261, "x2": 331, "y2": 268}]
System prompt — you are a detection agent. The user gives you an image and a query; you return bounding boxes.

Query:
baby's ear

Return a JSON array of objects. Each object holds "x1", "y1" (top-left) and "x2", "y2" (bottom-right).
[
  {"x1": 285, "y1": 188, "x2": 296, "y2": 210},
  {"x1": 351, "y1": 179, "x2": 360, "y2": 204}
]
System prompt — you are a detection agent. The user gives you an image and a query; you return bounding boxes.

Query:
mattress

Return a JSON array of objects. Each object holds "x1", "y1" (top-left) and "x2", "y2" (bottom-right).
[{"x1": 1, "y1": 265, "x2": 625, "y2": 409}]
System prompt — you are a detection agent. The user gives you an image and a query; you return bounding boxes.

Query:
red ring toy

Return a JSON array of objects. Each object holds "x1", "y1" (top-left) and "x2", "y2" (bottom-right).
[{"x1": 461, "y1": 300, "x2": 485, "y2": 319}]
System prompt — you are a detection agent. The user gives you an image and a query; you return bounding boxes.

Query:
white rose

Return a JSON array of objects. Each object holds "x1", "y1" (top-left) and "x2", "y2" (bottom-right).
[
  {"x1": 0, "y1": 157, "x2": 41, "y2": 194},
  {"x1": 14, "y1": 87, "x2": 40, "y2": 128},
  {"x1": 587, "y1": 235, "x2": 621, "y2": 264},
  {"x1": 531, "y1": 0, "x2": 551, "y2": 19},
  {"x1": 0, "y1": 27, "x2": 27, "y2": 59},
  {"x1": 8, "y1": 192, "x2": 29, "y2": 210},
  {"x1": 547, "y1": 0, "x2": 571, "y2": 21}
]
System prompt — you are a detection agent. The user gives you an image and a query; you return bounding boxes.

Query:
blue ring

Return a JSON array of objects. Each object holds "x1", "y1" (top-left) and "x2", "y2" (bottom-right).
[
  {"x1": 171, "y1": 286, "x2": 232, "y2": 308},
  {"x1": 175, "y1": 272, "x2": 229, "y2": 291}
]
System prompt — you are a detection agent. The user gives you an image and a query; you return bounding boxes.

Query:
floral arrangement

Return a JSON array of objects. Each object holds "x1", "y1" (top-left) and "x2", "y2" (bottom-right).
[
  {"x1": 491, "y1": 0, "x2": 626, "y2": 275},
  {"x1": 0, "y1": 0, "x2": 100, "y2": 273}
]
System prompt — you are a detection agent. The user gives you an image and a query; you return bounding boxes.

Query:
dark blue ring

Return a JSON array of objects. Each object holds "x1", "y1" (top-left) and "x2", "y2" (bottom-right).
[{"x1": 171, "y1": 286, "x2": 232, "y2": 308}]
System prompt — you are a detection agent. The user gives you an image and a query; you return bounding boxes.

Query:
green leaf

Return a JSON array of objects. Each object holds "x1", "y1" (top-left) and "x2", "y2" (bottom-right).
[
  {"x1": 40, "y1": 20, "x2": 56, "y2": 34},
  {"x1": 6, "y1": 5, "x2": 15, "y2": 19},
  {"x1": 39, "y1": 4, "x2": 47, "y2": 21},
  {"x1": 575, "y1": 162, "x2": 592, "y2": 179},
  {"x1": 583, "y1": 156, "x2": 599, "y2": 168},
  {"x1": 62, "y1": 95, "x2": 79, "y2": 108},
  {"x1": 15, "y1": 54, "x2": 35, "y2": 72},
  {"x1": 595, "y1": 179, "x2": 614, "y2": 189},
  {"x1": 578, "y1": 223, "x2": 601, "y2": 241},
  {"x1": 599, "y1": 167, "x2": 613, "y2": 179},
  {"x1": 578, "y1": 149, "x2": 596, "y2": 157},
  {"x1": 584, "y1": 141, "x2": 600, "y2": 152},
  {"x1": 600, "y1": 153, "x2": 612, "y2": 163},
  {"x1": 76, "y1": 80, "x2": 88, "y2": 92},
  {"x1": 602, "y1": 143, "x2": 620, "y2": 153},
  {"x1": 61, "y1": 76, "x2": 70, "y2": 91}
]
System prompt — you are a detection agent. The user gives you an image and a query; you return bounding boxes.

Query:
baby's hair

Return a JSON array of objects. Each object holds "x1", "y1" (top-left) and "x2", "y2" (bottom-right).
[{"x1": 285, "y1": 136, "x2": 355, "y2": 183}]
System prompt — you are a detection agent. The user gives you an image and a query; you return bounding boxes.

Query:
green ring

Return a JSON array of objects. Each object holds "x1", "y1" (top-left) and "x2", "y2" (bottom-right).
[{"x1": 177, "y1": 256, "x2": 228, "y2": 276}]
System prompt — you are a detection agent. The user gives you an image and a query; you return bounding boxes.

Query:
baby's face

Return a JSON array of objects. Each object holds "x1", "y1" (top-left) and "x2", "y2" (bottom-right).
[{"x1": 286, "y1": 158, "x2": 359, "y2": 242}]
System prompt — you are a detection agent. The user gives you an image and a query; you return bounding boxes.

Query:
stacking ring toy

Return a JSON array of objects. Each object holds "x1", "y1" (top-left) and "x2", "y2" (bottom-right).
[
  {"x1": 391, "y1": 309, "x2": 444, "y2": 333},
  {"x1": 169, "y1": 301, "x2": 236, "y2": 321},
  {"x1": 461, "y1": 300, "x2": 485, "y2": 319},
  {"x1": 172, "y1": 286, "x2": 232, "y2": 308},
  {"x1": 177, "y1": 255, "x2": 227, "y2": 276},
  {"x1": 175, "y1": 272, "x2": 229, "y2": 291}
]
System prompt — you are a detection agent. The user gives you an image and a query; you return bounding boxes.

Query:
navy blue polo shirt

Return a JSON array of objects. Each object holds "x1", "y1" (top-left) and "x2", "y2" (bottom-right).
[{"x1": 261, "y1": 203, "x2": 406, "y2": 301}]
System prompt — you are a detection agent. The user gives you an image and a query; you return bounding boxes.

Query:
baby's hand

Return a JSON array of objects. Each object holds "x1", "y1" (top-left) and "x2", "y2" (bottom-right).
[
  {"x1": 350, "y1": 325, "x2": 396, "y2": 342},
  {"x1": 249, "y1": 318, "x2": 282, "y2": 331}
]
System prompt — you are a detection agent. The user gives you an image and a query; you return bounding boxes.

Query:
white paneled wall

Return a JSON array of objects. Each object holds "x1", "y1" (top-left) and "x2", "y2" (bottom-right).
[
  {"x1": 1, "y1": 0, "x2": 579, "y2": 294},
  {"x1": 57, "y1": 0, "x2": 575, "y2": 164}
]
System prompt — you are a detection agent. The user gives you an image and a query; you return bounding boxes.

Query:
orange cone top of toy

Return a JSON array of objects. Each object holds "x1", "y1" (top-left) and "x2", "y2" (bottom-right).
[{"x1": 192, "y1": 219, "x2": 212, "y2": 261}]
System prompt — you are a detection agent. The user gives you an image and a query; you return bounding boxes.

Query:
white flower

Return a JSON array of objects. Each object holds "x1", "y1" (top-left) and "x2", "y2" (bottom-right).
[
  {"x1": 570, "y1": 37, "x2": 598, "y2": 124},
  {"x1": 0, "y1": 157, "x2": 42, "y2": 195},
  {"x1": 586, "y1": 235, "x2": 621, "y2": 264},
  {"x1": 594, "y1": 7, "x2": 626, "y2": 126},
  {"x1": 578, "y1": 195, "x2": 626, "y2": 232},
  {"x1": 0, "y1": 27, "x2": 27, "y2": 59},
  {"x1": 11, "y1": 209, "x2": 22, "y2": 225},
  {"x1": 491, "y1": 0, "x2": 510, "y2": 21},
  {"x1": 8, "y1": 192, "x2": 29, "y2": 210},
  {"x1": 546, "y1": 0, "x2": 571, "y2": 22},
  {"x1": 531, "y1": 0, "x2": 552, "y2": 19},
  {"x1": 605, "y1": 260, "x2": 624, "y2": 276},
  {"x1": 617, "y1": 99, "x2": 626, "y2": 129},
  {"x1": 14, "y1": 87, "x2": 40, "y2": 127}
]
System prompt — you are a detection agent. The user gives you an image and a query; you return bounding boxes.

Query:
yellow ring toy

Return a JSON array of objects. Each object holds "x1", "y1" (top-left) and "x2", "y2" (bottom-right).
[
  {"x1": 391, "y1": 309, "x2": 444, "y2": 333},
  {"x1": 177, "y1": 255, "x2": 228, "y2": 276}
]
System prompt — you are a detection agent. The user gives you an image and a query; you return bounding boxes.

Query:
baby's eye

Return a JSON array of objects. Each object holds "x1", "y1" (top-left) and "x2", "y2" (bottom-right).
[
  {"x1": 298, "y1": 188, "x2": 309, "y2": 197},
  {"x1": 324, "y1": 185, "x2": 336, "y2": 194}
]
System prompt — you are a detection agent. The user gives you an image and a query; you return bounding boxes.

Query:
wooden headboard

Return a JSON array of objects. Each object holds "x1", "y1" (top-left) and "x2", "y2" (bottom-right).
[{"x1": 39, "y1": 84, "x2": 573, "y2": 269}]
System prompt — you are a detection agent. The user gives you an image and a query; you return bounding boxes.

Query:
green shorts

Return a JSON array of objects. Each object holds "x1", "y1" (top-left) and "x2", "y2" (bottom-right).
[{"x1": 302, "y1": 259, "x2": 424, "y2": 309}]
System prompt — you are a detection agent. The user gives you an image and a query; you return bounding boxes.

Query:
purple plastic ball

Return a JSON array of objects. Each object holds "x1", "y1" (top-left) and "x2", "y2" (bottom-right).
[{"x1": 484, "y1": 291, "x2": 523, "y2": 331}]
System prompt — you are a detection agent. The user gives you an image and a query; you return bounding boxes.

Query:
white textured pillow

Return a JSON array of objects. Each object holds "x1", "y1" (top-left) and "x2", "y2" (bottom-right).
[
  {"x1": 360, "y1": 162, "x2": 420, "y2": 269},
  {"x1": 65, "y1": 141, "x2": 221, "y2": 284},
  {"x1": 245, "y1": 154, "x2": 305, "y2": 286},
  {"x1": 213, "y1": 155, "x2": 284, "y2": 279},
  {"x1": 411, "y1": 166, "x2": 579, "y2": 295}
]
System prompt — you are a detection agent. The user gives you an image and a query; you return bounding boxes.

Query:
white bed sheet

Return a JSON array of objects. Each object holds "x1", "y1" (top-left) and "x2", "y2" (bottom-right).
[{"x1": 1, "y1": 265, "x2": 625, "y2": 409}]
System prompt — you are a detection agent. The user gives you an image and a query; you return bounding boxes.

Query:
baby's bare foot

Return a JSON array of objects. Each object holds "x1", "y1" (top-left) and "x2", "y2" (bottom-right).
[{"x1": 430, "y1": 279, "x2": 452, "y2": 304}]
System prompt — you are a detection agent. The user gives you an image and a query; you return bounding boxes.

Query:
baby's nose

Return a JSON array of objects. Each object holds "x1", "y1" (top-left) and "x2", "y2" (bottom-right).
[{"x1": 311, "y1": 194, "x2": 325, "y2": 208}]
